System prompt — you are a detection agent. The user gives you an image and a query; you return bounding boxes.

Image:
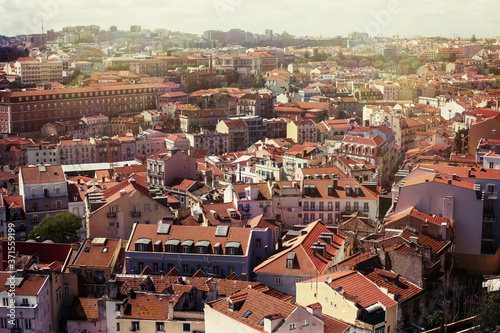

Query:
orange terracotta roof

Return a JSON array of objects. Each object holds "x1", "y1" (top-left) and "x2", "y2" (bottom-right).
[
  {"x1": 254, "y1": 220, "x2": 346, "y2": 276},
  {"x1": 303, "y1": 270, "x2": 397, "y2": 309},
  {"x1": 365, "y1": 269, "x2": 423, "y2": 302}
]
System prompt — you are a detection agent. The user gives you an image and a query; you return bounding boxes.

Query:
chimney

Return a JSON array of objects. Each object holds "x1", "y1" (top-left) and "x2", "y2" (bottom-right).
[
  {"x1": 409, "y1": 236, "x2": 418, "y2": 244},
  {"x1": 333, "y1": 176, "x2": 338, "y2": 189},
  {"x1": 447, "y1": 179, "x2": 452, "y2": 185},
  {"x1": 441, "y1": 222, "x2": 447, "y2": 241},
  {"x1": 120, "y1": 190, "x2": 126, "y2": 196},
  {"x1": 452, "y1": 174, "x2": 458, "y2": 180},
  {"x1": 263, "y1": 314, "x2": 283, "y2": 333},
  {"x1": 306, "y1": 303, "x2": 322, "y2": 319},
  {"x1": 167, "y1": 300, "x2": 174, "y2": 320},
  {"x1": 127, "y1": 288, "x2": 135, "y2": 299},
  {"x1": 278, "y1": 238, "x2": 283, "y2": 251}
]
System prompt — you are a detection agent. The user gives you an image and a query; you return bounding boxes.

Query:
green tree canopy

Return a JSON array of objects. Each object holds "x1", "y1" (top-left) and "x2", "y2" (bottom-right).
[
  {"x1": 471, "y1": 34, "x2": 477, "y2": 43},
  {"x1": 475, "y1": 292, "x2": 500, "y2": 332},
  {"x1": 29, "y1": 212, "x2": 82, "y2": 243}
]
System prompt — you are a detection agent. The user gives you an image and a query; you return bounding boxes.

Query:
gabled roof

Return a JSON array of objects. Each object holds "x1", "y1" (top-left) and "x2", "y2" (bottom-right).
[
  {"x1": 71, "y1": 239, "x2": 121, "y2": 268},
  {"x1": 254, "y1": 220, "x2": 346, "y2": 276},
  {"x1": 302, "y1": 270, "x2": 397, "y2": 309},
  {"x1": 20, "y1": 165, "x2": 65, "y2": 185},
  {"x1": 385, "y1": 206, "x2": 450, "y2": 227},
  {"x1": 0, "y1": 272, "x2": 48, "y2": 296},
  {"x1": 208, "y1": 288, "x2": 297, "y2": 331},
  {"x1": 117, "y1": 293, "x2": 177, "y2": 320},
  {"x1": 404, "y1": 174, "x2": 475, "y2": 190},
  {"x1": 365, "y1": 269, "x2": 423, "y2": 302}
]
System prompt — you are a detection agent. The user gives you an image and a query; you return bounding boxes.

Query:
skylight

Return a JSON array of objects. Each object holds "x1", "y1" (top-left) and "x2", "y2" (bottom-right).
[{"x1": 243, "y1": 310, "x2": 252, "y2": 318}]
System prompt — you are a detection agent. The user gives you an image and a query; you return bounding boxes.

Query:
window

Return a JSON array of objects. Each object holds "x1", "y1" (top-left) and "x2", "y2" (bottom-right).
[
  {"x1": 328, "y1": 202, "x2": 333, "y2": 211},
  {"x1": 182, "y1": 323, "x2": 191, "y2": 332},
  {"x1": 183, "y1": 264, "x2": 189, "y2": 274},
  {"x1": 346, "y1": 202, "x2": 351, "y2": 211},
  {"x1": 22, "y1": 298, "x2": 28, "y2": 305},
  {"x1": 144, "y1": 204, "x2": 150, "y2": 212},
  {"x1": 364, "y1": 202, "x2": 369, "y2": 212},
  {"x1": 275, "y1": 276, "x2": 282, "y2": 285},
  {"x1": 0, "y1": 318, "x2": 6, "y2": 328},
  {"x1": 132, "y1": 321, "x2": 140, "y2": 331},
  {"x1": 490, "y1": 162, "x2": 494, "y2": 169},
  {"x1": 256, "y1": 238, "x2": 262, "y2": 248},
  {"x1": 64, "y1": 285, "x2": 70, "y2": 296},
  {"x1": 153, "y1": 263, "x2": 159, "y2": 272},
  {"x1": 335, "y1": 202, "x2": 340, "y2": 211},
  {"x1": 375, "y1": 327, "x2": 385, "y2": 333},
  {"x1": 290, "y1": 323, "x2": 296, "y2": 330},
  {"x1": 156, "y1": 322, "x2": 165, "y2": 331},
  {"x1": 25, "y1": 319, "x2": 32, "y2": 329},
  {"x1": 295, "y1": 277, "x2": 302, "y2": 283},
  {"x1": 302, "y1": 319, "x2": 309, "y2": 327},
  {"x1": 354, "y1": 202, "x2": 359, "y2": 211}
]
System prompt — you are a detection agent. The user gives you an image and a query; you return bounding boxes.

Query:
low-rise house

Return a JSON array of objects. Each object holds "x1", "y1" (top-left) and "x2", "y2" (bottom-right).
[
  {"x1": 147, "y1": 148, "x2": 198, "y2": 189},
  {"x1": 205, "y1": 287, "x2": 351, "y2": 333},
  {"x1": 0, "y1": 271, "x2": 52, "y2": 332},
  {"x1": 66, "y1": 238, "x2": 122, "y2": 298},
  {"x1": 125, "y1": 223, "x2": 275, "y2": 281},
  {"x1": 87, "y1": 177, "x2": 174, "y2": 240},
  {"x1": 254, "y1": 220, "x2": 346, "y2": 294}
]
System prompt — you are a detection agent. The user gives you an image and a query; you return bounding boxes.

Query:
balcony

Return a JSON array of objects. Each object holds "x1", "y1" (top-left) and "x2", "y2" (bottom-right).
[
  {"x1": 482, "y1": 230, "x2": 494, "y2": 240},
  {"x1": 131, "y1": 211, "x2": 141, "y2": 217},
  {"x1": 107, "y1": 212, "x2": 117, "y2": 218}
]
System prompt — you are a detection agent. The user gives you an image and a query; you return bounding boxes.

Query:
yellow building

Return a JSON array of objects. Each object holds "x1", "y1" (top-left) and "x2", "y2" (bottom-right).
[
  {"x1": 296, "y1": 270, "x2": 398, "y2": 333},
  {"x1": 14, "y1": 57, "x2": 63, "y2": 85}
]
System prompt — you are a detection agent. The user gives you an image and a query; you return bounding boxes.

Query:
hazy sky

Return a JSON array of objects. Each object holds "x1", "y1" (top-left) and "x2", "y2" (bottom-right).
[{"x1": 2, "y1": 0, "x2": 499, "y2": 38}]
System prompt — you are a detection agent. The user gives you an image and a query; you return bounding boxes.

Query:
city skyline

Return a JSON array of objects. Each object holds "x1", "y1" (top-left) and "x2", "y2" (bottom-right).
[{"x1": 2, "y1": 0, "x2": 499, "y2": 39}]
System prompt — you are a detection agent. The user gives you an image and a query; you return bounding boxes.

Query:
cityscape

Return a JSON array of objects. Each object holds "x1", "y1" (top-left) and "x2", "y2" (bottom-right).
[{"x1": 0, "y1": 1, "x2": 499, "y2": 332}]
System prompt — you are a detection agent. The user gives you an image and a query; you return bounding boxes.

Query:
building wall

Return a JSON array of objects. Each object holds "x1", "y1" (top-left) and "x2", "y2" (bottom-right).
[
  {"x1": 396, "y1": 182, "x2": 483, "y2": 256},
  {"x1": 205, "y1": 305, "x2": 259, "y2": 333},
  {"x1": 88, "y1": 190, "x2": 172, "y2": 240}
]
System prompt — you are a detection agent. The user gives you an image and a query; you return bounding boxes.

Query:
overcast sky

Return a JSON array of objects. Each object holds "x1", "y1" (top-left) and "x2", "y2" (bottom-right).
[{"x1": 2, "y1": 0, "x2": 498, "y2": 39}]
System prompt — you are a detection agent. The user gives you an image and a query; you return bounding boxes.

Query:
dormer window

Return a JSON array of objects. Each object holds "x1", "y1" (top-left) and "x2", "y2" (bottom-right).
[
  {"x1": 287, "y1": 252, "x2": 296, "y2": 269},
  {"x1": 181, "y1": 240, "x2": 194, "y2": 253},
  {"x1": 164, "y1": 239, "x2": 180, "y2": 252},
  {"x1": 225, "y1": 242, "x2": 241, "y2": 255},
  {"x1": 195, "y1": 240, "x2": 210, "y2": 254}
]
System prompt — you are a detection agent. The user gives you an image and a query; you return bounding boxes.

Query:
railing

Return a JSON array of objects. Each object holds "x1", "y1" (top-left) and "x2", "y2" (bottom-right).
[
  {"x1": 107, "y1": 212, "x2": 116, "y2": 218},
  {"x1": 131, "y1": 211, "x2": 141, "y2": 217},
  {"x1": 483, "y1": 191, "x2": 498, "y2": 200}
]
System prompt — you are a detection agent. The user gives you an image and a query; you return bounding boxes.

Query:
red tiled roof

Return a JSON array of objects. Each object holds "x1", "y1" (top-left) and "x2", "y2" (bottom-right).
[
  {"x1": 254, "y1": 220, "x2": 346, "y2": 276},
  {"x1": 208, "y1": 288, "x2": 297, "y2": 331},
  {"x1": 117, "y1": 293, "x2": 176, "y2": 320},
  {"x1": 323, "y1": 314, "x2": 352, "y2": 333},
  {"x1": 303, "y1": 270, "x2": 397, "y2": 308},
  {"x1": 404, "y1": 174, "x2": 475, "y2": 190},
  {"x1": 71, "y1": 239, "x2": 121, "y2": 268},
  {"x1": 365, "y1": 269, "x2": 423, "y2": 302},
  {"x1": 0, "y1": 272, "x2": 48, "y2": 296},
  {"x1": 20, "y1": 165, "x2": 65, "y2": 185},
  {"x1": 400, "y1": 228, "x2": 448, "y2": 254}
]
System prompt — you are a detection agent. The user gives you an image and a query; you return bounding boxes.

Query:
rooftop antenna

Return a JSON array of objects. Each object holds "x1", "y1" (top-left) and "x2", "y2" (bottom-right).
[{"x1": 41, "y1": 18, "x2": 44, "y2": 35}]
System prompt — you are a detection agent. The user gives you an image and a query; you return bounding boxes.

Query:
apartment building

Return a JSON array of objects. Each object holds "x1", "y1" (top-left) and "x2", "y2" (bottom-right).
[{"x1": 13, "y1": 57, "x2": 63, "y2": 85}]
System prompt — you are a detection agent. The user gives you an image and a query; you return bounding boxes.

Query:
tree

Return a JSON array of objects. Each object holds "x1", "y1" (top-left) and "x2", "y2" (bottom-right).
[
  {"x1": 475, "y1": 292, "x2": 500, "y2": 332},
  {"x1": 455, "y1": 128, "x2": 469, "y2": 153},
  {"x1": 29, "y1": 212, "x2": 82, "y2": 243},
  {"x1": 69, "y1": 69, "x2": 82, "y2": 86},
  {"x1": 251, "y1": 75, "x2": 266, "y2": 88},
  {"x1": 359, "y1": 58, "x2": 371, "y2": 67},
  {"x1": 471, "y1": 34, "x2": 477, "y2": 43},
  {"x1": 426, "y1": 309, "x2": 444, "y2": 332},
  {"x1": 434, "y1": 53, "x2": 446, "y2": 62}
]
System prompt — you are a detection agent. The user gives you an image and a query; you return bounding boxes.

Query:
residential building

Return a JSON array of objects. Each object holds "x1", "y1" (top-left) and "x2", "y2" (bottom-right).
[
  {"x1": 286, "y1": 119, "x2": 317, "y2": 145},
  {"x1": 12, "y1": 57, "x2": 63, "y2": 85},
  {"x1": 216, "y1": 119, "x2": 249, "y2": 153},
  {"x1": 254, "y1": 220, "x2": 346, "y2": 294},
  {"x1": 66, "y1": 238, "x2": 122, "y2": 298},
  {"x1": 282, "y1": 145, "x2": 320, "y2": 181},
  {"x1": 59, "y1": 139, "x2": 96, "y2": 165},
  {"x1": 185, "y1": 130, "x2": 229, "y2": 156},
  {"x1": 374, "y1": 82, "x2": 399, "y2": 101},
  {"x1": 19, "y1": 165, "x2": 68, "y2": 238},
  {"x1": 125, "y1": 223, "x2": 275, "y2": 280},
  {"x1": 26, "y1": 142, "x2": 59, "y2": 165},
  {"x1": 205, "y1": 288, "x2": 341, "y2": 333},
  {"x1": 147, "y1": 148, "x2": 197, "y2": 188},
  {"x1": 179, "y1": 109, "x2": 228, "y2": 133},
  {"x1": 0, "y1": 271, "x2": 52, "y2": 333},
  {"x1": 296, "y1": 270, "x2": 398, "y2": 333},
  {"x1": 236, "y1": 93, "x2": 275, "y2": 118},
  {"x1": 0, "y1": 83, "x2": 159, "y2": 134},
  {"x1": 87, "y1": 178, "x2": 174, "y2": 240},
  {"x1": 468, "y1": 114, "x2": 500, "y2": 154}
]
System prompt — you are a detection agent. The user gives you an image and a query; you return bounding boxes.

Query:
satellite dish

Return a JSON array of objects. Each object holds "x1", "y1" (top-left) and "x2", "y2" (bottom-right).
[
  {"x1": 326, "y1": 276, "x2": 333, "y2": 283},
  {"x1": 337, "y1": 286, "x2": 345, "y2": 295}
]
